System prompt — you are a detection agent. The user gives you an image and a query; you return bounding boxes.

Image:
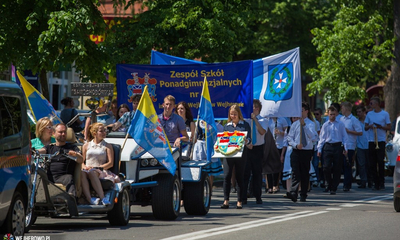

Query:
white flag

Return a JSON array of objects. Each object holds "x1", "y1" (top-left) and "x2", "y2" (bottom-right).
[{"x1": 254, "y1": 47, "x2": 302, "y2": 117}]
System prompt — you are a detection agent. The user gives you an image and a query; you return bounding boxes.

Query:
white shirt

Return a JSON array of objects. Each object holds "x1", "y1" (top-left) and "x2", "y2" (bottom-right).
[
  {"x1": 287, "y1": 118, "x2": 318, "y2": 150},
  {"x1": 268, "y1": 117, "x2": 289, "y2": 149},
  {"x1": 253, "y1": 115, "x2": 269, "y2": 146},
  {"x1": 340, "y1": 114, "x2": 362, "y2": 150},
  {"x1": 317, "y1": 119, "x2": 348, "y2": 152},
  {"x1": 365, "y1": 110, "x2": 391, "y2": 142}
]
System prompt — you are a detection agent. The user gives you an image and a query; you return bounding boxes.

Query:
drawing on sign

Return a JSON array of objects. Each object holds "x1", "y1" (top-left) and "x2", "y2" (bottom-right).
[{"x1": 126, "y1": 72, "x2": 157, "y2": 102}]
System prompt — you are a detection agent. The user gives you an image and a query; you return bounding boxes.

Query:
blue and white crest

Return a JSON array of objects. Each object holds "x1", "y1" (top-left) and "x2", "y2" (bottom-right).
[{"x1": 264, "y1": 63, "x2": 293, "y2": 103}]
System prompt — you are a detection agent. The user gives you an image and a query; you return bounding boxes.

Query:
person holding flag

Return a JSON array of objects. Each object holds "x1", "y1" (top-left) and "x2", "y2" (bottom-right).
[
  {"x1": 127, "y1": 87, "x2": 179, "y2": 175},
  {"x1": 158, "y1": 95, "x2": 189, "y2": 147}
]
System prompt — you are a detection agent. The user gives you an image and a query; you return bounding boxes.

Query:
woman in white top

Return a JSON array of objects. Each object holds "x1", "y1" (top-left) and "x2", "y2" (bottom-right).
[{"x1": 81, "y1": 123, "x2": 119, "y2": 205}]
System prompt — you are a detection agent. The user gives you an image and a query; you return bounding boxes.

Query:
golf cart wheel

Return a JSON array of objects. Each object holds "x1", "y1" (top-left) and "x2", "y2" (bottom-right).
[
  {"x1": 152, "y1": 174, "x2": 181, "y2": 220},
  {"x1": 108, "y1": 188, "x2": 130, "y2": 226},
  {"x1": 184, "y1": 172, "x2": 211, "y2": 215}
]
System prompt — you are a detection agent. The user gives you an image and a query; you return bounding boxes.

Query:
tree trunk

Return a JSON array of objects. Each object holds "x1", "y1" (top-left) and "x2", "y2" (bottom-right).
[
  {"x1": 39, "y1": 68, "x2": 49, "y2": 100},
  {"x1": 384, "y1": 0, "x2": 400, "y2": 121}
]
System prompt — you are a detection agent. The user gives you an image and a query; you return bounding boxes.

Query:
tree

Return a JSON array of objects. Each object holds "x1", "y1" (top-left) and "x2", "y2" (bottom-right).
[
  {"x1": 0, "y1": 0, "x2": 109, "y2": 99},
  {"x1": 306, "y1": 5, "x2": 395, "y2": 103},
  {"x1": 104, "y1": 0, "x2": 254, "y2": 68},
  {"x1": 384, "y1": 0, "x2": 400, "y2": 121}
]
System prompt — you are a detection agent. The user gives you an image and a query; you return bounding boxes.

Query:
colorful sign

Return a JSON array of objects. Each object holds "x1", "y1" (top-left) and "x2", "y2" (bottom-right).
[{"x1": 116, "y1": 61, "x2": 253, "y2": 118}]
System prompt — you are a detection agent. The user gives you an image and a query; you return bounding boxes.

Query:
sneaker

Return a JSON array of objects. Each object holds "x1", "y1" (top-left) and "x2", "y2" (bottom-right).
[
  {"x1": 90, "y1": 197, "x2": 100, "y2": 205},
  {"x1": 102, "y1": 197, "x2": 111, "y2": 205}
]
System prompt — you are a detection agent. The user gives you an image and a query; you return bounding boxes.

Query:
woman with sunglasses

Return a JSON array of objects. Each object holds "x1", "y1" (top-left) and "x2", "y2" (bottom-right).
[{"x1": 31, "y1": 117, "x2": 56, "y2": 150}]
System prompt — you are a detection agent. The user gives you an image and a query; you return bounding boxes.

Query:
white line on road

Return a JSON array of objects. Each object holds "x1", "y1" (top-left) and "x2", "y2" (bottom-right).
[
  {"x1": 161, "y1": 211, "x2": 328, "y2": 240},
  {"x1": 163, "y1": 194, "x2": 394, "y2": 240}
]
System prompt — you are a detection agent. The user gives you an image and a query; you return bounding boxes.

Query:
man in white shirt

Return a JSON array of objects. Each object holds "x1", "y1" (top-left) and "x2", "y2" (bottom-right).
[
  {"x1": 286, "y1": 102, "x2": 318, "y2": 202},
  {"x1": 318, "y1": 106, "x2": 348, "y2": 195},
  {"x1": 340, "y1": 102, "x2": 363, "y2": 191},
  {"x1": 243, "y1": 100, "x2": 269, "y2": 204},
  {"x1": 365, "y1": 97, "x2": 391, "y2": 190}
]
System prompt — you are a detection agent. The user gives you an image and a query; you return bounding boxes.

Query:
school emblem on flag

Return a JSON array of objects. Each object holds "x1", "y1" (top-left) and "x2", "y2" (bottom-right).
[
  {"x1": 264, "y1": 63, "x2": 293, "y2": 102},
  {"x1": 214, "y1": 131, "x2": 246, "y2": 156}
]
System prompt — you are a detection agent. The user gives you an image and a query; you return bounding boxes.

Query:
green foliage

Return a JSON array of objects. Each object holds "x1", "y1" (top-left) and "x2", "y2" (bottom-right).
[
  {"x1": 307, "y1": 5, "x2": 395, "y2": 103},
  {"x1": 0, "y1": 0, "x2": 109, "y2": 82},
  {"x1": 103, "y1": 0, "x2": 336, "y2": 77}
]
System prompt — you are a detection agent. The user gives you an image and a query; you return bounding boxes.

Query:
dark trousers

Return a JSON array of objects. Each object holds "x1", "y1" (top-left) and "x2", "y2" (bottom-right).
[
  {"x1": 343, "y1": 149, "x2": 355, "y2": 189},
  {"x1": 223, "y1": 153, "x2": 247, "y2": 202},
  {"x1": 323, "y1": 143, "x2": 343, "y2": 191},
  {"x1": 243, "y1": 145, "x2": 263, "y2": 201},
  {"x1": 49, "y1": 174, "x2": 76, "y2": 196},
  {"x1": 368, "y1": 142, "x2": 386, "y2": 188},
  {"x1": 267, "y1": 148, "x2": 282, "y2": 189},
  {"x1": 290, "y1": 149, "x2": 313, "y2": 198}
]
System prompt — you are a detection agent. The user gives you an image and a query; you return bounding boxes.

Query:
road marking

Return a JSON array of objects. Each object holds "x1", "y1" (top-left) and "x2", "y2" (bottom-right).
[
  {"x1": 169, "y1": 193, "x2": 394, "y2": 240},
  {"x1": 161, "y1": 211, "x2": 328, "y2": 240}
]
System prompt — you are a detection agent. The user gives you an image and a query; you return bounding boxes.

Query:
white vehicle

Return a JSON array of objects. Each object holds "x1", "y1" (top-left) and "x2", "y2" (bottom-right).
[
  {"x1": 106, "y1": 132, "x2": 212, "y2": 220},
  {"x1": 386, "y1": 116, "x2": 400, "y2": 174}
]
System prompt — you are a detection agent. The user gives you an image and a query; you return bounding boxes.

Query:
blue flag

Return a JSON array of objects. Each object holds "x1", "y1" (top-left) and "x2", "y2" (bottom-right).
[
  {"x1": 127, "y1": 86, "x2": 176, "y2": 175},
  {"x1": 151, "y1": 50, "x2": 206, "y2": 65},
  {"x1": 17, "y1": 71, "x2": 62, "y2": 124},
  {"x1": 197, "y1": 77, "x2": 218, "y2": 161}
]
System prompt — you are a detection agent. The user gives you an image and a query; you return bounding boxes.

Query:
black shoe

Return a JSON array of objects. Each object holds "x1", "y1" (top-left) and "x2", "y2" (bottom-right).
[
  {"x1": 220, "y1": 204, "x2": 229, "y2": 209},
  {"x1": 256, "y1": 199, "x2": 263, "y2": 204},
  {"x1": 286, "y1": 192, "x2": 297, "y2": 203},
  {"x1": 242, "y1": 200, "x2": 247, "y2": 205},
  {"x1": 343, "y1": 187, "x2": 350, "y2": 192},
  {"x1": 323, "y1": 188, "x2": 330, "y2": 192},
  {"x1": 368, "y1": 182, "x2": 373, "y2": 188},
  {"x1": 300, "y1": 197, "x2": 306, "y2": 202},
  {"x1": 358, "y1": 184, "x2": 366, "y2": 188},
  {"x1": 330, "y1": 190, "x2": 336, "y2": 195},
  {"x1": 231, "y1": 188, "x2": 237, "y2": 193},
  {"x1": 372, "y1": 187, "x2": 379, "y2": 191}
]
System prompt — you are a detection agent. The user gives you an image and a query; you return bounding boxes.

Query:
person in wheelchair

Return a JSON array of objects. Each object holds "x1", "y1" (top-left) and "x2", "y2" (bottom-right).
[
  {"x1": 38, "y1": 123, "x2": 83, "y2": 197},
  {"x1": 81, "y1": 123, "x2": 120, "y2": 205}
]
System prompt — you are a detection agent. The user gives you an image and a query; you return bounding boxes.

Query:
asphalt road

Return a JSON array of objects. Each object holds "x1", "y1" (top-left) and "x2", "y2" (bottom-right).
[{"x1": 26, "y1": 177, "x2": 398, "y2": 240}]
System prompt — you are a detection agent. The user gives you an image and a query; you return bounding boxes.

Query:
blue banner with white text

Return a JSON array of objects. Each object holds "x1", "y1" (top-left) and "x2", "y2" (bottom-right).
[{"x1": 116, "y1": 61, "x2": 253, "y2": 119}]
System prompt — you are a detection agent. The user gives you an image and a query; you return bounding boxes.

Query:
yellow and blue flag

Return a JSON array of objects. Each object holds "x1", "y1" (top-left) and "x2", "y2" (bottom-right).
[
  {"x1": 17, "y1": 71, "x2": 61, "y2": 124},
  {"x1": 198, "y1": 77, "x2": 218, "y2": 161},
  {"x1": 127, "y1": 86, "x2": 176, "y2": 175}
]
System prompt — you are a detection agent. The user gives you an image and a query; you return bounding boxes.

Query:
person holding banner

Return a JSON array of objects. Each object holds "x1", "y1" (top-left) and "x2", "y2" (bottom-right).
[
  {"x1": 221, "y1": 105, "x2": 252, "y2": 209},
  {"x1": 242, "y1": 100, "x2": 268, "y2": 205},
  {"x1": 158, "y1": 95, "x2": 189, "y2": 147},
  {"x1": 286, "y1": 102, "x2": 318, "y2": 202}
]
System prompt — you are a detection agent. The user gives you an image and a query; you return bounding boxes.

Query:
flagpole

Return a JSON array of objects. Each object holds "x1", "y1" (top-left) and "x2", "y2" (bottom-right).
[{"x1": 189, "y1": 115, "x2": 200, "y2": 160}]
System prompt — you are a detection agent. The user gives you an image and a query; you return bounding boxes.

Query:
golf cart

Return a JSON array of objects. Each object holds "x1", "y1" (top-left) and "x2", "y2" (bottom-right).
[{"x1": 105, "y1": 131, "x2": 212, "y2": 220}]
